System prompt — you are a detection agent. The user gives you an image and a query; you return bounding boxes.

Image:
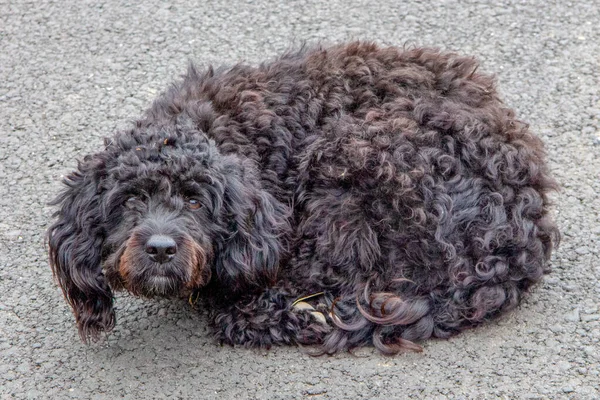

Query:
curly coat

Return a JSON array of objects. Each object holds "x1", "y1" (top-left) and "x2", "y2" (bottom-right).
[{"x1": 48, "y1": 42, "x2": 559, "y2": 354}]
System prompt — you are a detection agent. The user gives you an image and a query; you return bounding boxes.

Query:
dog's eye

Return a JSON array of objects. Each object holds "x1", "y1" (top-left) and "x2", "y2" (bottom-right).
[{"x1": 187, "y1": 198, "x2": 202, "y2": 210}]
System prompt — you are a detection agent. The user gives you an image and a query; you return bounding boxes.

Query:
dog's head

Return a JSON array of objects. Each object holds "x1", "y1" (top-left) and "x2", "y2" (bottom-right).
[{"x1": 48, "y1": 114, "x2": 288, "y2": 341}]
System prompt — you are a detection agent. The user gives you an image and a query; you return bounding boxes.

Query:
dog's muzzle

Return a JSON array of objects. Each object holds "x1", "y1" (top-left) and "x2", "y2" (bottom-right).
[{"x1": 116, "y1": 227, "x2": 210, "y2": 298}]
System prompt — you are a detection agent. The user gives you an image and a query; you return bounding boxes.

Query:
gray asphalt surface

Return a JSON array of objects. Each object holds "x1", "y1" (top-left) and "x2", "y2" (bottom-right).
[{"x1": 1, "y1": 0, "x2": 599, "y2": 398}]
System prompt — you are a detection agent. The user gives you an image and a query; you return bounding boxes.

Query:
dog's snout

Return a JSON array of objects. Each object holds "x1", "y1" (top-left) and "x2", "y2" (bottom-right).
[{"x1": 145, "y1": 235, "x2": 177, "y2": 264}]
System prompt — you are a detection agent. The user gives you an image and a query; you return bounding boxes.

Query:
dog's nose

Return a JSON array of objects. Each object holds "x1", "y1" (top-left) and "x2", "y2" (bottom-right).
[{"x1": 145, "y1": 235, "x2": 177, "y2": 264}]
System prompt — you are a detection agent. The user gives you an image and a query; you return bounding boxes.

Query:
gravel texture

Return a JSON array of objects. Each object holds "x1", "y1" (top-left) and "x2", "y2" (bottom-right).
[{"x1": 1, "y1": 0, "x2": 599, "y2": 398}]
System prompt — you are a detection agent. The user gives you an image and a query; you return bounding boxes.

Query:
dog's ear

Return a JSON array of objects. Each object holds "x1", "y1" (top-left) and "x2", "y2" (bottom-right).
[
  {"x1": 47, "y1": 157, "x2": 115, "y2": 342},
  {"x1": 214, "y1": 157, "x2": 289, "y2": 292}
]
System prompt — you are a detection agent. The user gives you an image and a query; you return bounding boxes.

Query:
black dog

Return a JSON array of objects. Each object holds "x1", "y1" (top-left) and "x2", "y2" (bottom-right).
[{"x1": 48, "y1": 42, "x2": 559, "y2": 354}]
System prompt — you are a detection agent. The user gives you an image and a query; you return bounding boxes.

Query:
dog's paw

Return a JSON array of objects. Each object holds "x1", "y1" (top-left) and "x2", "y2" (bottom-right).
[
  {"x1": 292, "y1": 300, "x2": 333, "y2": 346},
  {"x1": 292, "y1": 301, "x2": 328, "y2": 325}
]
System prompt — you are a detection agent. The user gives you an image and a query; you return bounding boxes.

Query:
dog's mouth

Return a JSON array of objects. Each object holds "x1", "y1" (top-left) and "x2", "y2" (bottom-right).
[{"x1": 106, "y1": 233, "x2": 212, "y2": 298}]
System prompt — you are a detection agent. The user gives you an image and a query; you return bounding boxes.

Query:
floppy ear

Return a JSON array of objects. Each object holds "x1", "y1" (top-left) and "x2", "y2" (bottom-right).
[
  {"x1": 214, "y1": 158, "x2": 289, "y2": 292},
  {"x1": 47, "y1": 157, "x2": 115, "y2": 342}
]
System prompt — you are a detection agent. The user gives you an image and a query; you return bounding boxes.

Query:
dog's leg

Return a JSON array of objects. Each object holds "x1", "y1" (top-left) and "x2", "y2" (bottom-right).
[
  {"x1": 289, "y1": 186, "x2": 444, "y2": 354},
  {"x1": 209, "y1": 286, "x2": 332, "y2": 349}
]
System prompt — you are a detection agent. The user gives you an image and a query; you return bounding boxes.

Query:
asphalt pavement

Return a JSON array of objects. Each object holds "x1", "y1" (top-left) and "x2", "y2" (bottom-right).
[{"x1": 1, "y1": 0, "x2": 599, "y2": 398}]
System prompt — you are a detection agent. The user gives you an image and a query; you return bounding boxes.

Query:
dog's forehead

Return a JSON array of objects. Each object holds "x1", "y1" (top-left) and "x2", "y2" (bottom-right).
[{"x1": 103, "y1": 131, "x2": 223, "y2": 185}]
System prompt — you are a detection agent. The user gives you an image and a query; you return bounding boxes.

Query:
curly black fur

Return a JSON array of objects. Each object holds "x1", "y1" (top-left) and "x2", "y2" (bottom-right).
[{"x1": 48, "y1": 42, "x2": 559, "y2": 354}]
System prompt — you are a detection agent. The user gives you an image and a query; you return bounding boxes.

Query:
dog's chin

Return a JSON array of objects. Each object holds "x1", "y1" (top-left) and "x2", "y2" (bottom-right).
[
  {"x1": 133, "y1": 274, "x2": 187, "y2": 298},
  {"x1": 123, "y1": 261, "x2": 193, "y2": 298}
]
